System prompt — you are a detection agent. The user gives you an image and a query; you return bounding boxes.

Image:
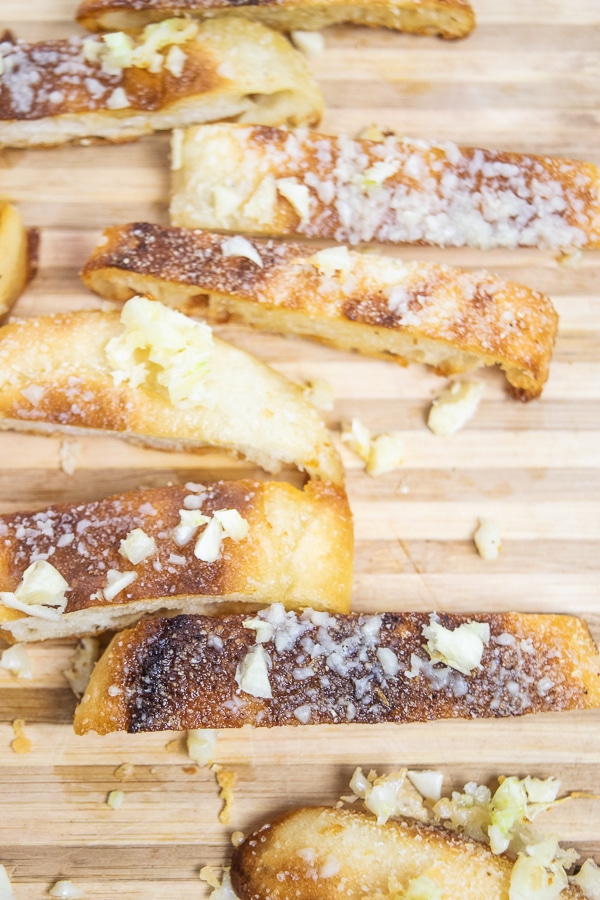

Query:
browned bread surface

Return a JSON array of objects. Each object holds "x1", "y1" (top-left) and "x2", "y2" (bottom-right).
[
  {"x1": 73, "y1": 609, "x2": 600, "y2": 734},
  {"x1": 230, "y1": 806, "x2": 585, "y2": 899},
  {"x1": 0, "y1": 481, "x2": 353, "y2": 643},
  {"x1": 75, "y1": 0, "x2": 476, "y2": 38},
  {"x1": 0, "y1": 19, "x2": 323, "y2": 148},
  {"x1": 82, "y1": 222, "x2": 559, "y2": 399},
  {"x1": 170, "y1": 124, "x2": 600, "y2": 253},
  {"x1": 0, "y1": 201, "x2": 38, "y2": 319},
  {"x1": 0, "y1": 305, "x2": 343, "y2": 484}
]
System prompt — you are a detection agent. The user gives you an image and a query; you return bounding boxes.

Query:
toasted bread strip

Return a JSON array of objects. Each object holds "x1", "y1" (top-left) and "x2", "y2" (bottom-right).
[
  {"x1": 73, "y1": 607, "x2": 600, "y2": 734},
  {"x1": 170, "y1": 124, "x2": 600, "y2": 253},
  {"x1": 82, "y1": 223, "x2": 558, "y2": 399},
  {"x1": 0, "y1": 300, "x2": 343, "y2": 484},
  {"x1": 0, "y1": 202, "x2": 39, "y2": 319},
  {"x1": 75, "y1": 0, "x2": 475, "y2": 39},
  {"x1": 230, "y1": 806, "x2": 585, "y2": 899},
  {"x1": 0, "y1": 19, "x2": 323, "y2": 149},
  {"x1": 0, "y1": 481, "x2": 352, "y2": 643}
]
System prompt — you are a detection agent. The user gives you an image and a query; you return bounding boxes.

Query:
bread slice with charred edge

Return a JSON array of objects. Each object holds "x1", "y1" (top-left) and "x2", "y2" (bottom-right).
[
  {"x1": 0, "y1": 301, "x2": 343, "y2": 484},
  {"x1": 0, "y1": 481, "x2": 352, "y2": 643},
  {"x1": 0, "y1": 202, "x2": 39, "y2": 319},
  {"x1": 82, "y1": 222, "x2": 558, "y2": 399},
  {"x1": 0, "y1": 18, "x2": 323, "y2": 149},
  {"x1": 229, "y1": 806, "x2": 586, "y2": 900},
  {"x1": 73, "y1": 608, "x2": 600, "y2": 734},
  {"x1": 75, "y1": 0, "x2": 476, "y2": 39},
  {"x1": 170, "y1": 123, "x2": 600, "y2": 254}
]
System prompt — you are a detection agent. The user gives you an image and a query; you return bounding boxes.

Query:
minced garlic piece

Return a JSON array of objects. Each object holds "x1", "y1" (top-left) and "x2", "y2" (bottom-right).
[
  {"x1": 572, "y1": 859, "x2": 600, "y2": 898},
  {"x1": 358, "y1": 124, "x2": 388, "y2": 142},
  {"x1": 89, "y1": 18, "x2": 197, "y2": 76},
  {"x1": 235, "y1": 644, "x2": 272, "y2": 699},
  {"x1": 402, "y1": 874, "x2": 443, "y2": 900},
  {"x1": 0, "y1": 644, "x2": 32, "y2": 679},
  {"x1": 119, "y1": 528, "x2": 156, "y2": 565},
  {"x1": 107, "y1": 789, "x2": 124, "y2": 810},
  {"x1": 194, "y1": 517, "x2": 223, "y2": 563},
  {"x1": 221, "y1": 235, "x2": 263, "y2": 268},
  {"x1": 0, "y1": 560, "x2": 69, "y2": 620},
  {"x1": 187, "y1": 728, "x2": 219, "y2": 766},
  {"x1": 349, "y1": 767, "x2": 428, "y2": 826},
  {"x1": 213, "y1": 508, "x2": 249, "y2": 541},
  {"x1": 0, "y1": 866, "x2": 15, "y2": 900},
  {"x1": 422, "y1": 615, "x2": 490, "y2": 675},
  {"x1": 361, "y1": 160, "x2": 400, "y2": 188},
  {"x1": 173, "y1": 509, "x2": 210, "y2": 547},
  {"x1": 290, "y1": 30, "x2": 325, "y2": 58},
  {"x1": 103, "y1": 569, "x2": 137, "y2": 602},
  {"x1": 243, "y1": 616, "x2": 274, "y2": 644},
  {"x1": 342, "y1": 419, "x2": 404, "y2": 476},
  {"x1": 48, "y1": 881, "x2": 85, "y2": 899},
  {"x1": 341, "y1": 418, "x2": 371, "y2": 462},
  {"x1": 509, "y1": 852, "x2": 568, "y2": 900},
  {"x1": 105, "y1": 296, "x2": 214, "y2": 408},
  {"x1": 407, "y1": 770, "x2": 444, "y2": 803},
  {"x1": 276, "y1": 178, "x2": 311, "y2": 223},
  {"x1": 474, "y1": 519, "x2": 502, "y2": 560},
  {"x1": 427, "y1": 380, "x2": 485, "y2": 436},
  {"x1": 309, "y1": 246, "x2": 352, "y2": 276},
  {"x1": 366, "y1": 432, "x2": 404, "y2": 476},
  {"x1": 58, "y1": 438, "x2": 82, "y2": 476}
]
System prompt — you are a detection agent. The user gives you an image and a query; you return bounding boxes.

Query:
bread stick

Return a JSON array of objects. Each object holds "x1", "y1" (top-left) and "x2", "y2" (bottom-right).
[
  {"x1": 82, "y1": 222, "x2": 558, "y2": 399},
  {"x1": 73, "y1": 607, "x2": 600, "y2": 734}
]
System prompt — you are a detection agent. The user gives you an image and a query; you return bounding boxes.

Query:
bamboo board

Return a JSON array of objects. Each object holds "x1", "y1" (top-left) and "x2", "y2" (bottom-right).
[{"x1": 1, "y1": 0, "x2": 600, "y2": 895}]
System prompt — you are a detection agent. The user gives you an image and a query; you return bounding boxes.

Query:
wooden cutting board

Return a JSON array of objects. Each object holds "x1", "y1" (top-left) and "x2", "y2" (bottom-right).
[{"x1": 1, "y1": 0, "x2": 599, "y2": 896}]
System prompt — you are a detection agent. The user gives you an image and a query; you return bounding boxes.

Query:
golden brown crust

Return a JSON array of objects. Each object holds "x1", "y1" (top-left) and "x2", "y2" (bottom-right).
[
  {"x1": 73, "y1": 609, "x2": 600, "y2": 734},
  {"x1": 0, "y1": 307, "x2": 343, "y2": 484},
  {"x1": 82, "y1": 222, "x2": 558, "y2": 399},
  {"x1": 0, "y1": 20, "x2": 323, "y2": 148},
  {"x1": 230, "y1": 806, "x2": 585, "y2": 899},
  {"x1": 75, "y1": 0, "x2": 475, "y2": 38},
  {"x1": 170, "y1": 124, "x2": 600, "y2": 253},
  {"x1": 0, "y1": 202, "x2": 38, "y2": 320},
  {"x1": 0, "y1": 481, "x2": 353, "y2": 643}
]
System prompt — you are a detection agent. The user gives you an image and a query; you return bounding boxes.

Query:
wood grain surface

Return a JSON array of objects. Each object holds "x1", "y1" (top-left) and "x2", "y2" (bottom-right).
[{"x1": 1, "y1": 0, "x2": 600, "y2": 896}]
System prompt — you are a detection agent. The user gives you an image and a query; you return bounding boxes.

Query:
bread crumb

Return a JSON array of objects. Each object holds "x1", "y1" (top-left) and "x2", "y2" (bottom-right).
[
  {"x1": 212, "y1": 764, "x2": 237, "y2": 825},
  {"x1": 303, "y1": 376, "x2": 334, "y2": 412},
  {"x1": 342, "y1": 419, "x2": 404, "y2": 476},
  {"x1": 11, "y1": 718, "x2": 32, "y2": 754},
  {"x1": 58, "y1": 439, "x2": 82, "y2": 476},
  {"x1": 114, "y1": 763, "x2": 135, "y2": 781},
  {"x1": 0, "y1": 644, "x2": 32, "y2": 679},
  {"x1": 63, "y1": 637, "x2": 100, "y2": 697}
]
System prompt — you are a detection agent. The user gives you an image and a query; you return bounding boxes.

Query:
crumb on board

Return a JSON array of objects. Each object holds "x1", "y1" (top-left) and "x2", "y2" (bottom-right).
[
  {"x1": 212, "y1": 764, "x2": 237, "y2": 825},
  {"x1": 58, "y1": 439, "x2": 82, "y2": 476},
  {"x1": 11, "y1": 718, "x2": 32, "y2": 754}
]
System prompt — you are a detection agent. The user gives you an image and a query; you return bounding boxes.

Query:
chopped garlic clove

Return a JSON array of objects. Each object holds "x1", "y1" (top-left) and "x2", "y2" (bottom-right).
[
  {"x1": 341, "y1": 418, "x2": 372, "y2": 462},
  {"x1": 423, "y1": 615, "x2": 490, "y2": 676},
  {"x1": 107, "y1": 789, "x2": 124, "y2": 810},
  {"x1": 49, "y1": 881, "x2": 86, "y2": 899},
  {"x1": 572, "y1": 859, "x2": 600, "y2": 899},
  {"x1": 0, "y1": 644, "x2": 32, "y2": 679},
  {"x1": 0, "y1": 865, "x2": 15, "y2": 900},
  {"x1": 194, "y1": 517, "x2": 223, "y2": 562},
  {"x1": 276, "y1": 178, "x2": 311, "y2": 223},
  {"x1": 290, "y1": 30, "x2": 325, "y2": 58},
  {"x1": 309, "y1": 245, "x2": 351, "y2": 276},
  {"x1": 243, "y1": 616, "x2": 274, "y2": 644},
  {"x1": 119, "y1": 528, "x2": 156, "y2": 565},
  {"x1": 15, "y1": 559, "x2": 69, "y2": 609},
  {"x1": 366, "y1": 432, "x2": 404, "y2": 476},
  {"x1": 407, "y1": 769, "x2": 444, "y2": 802},
  {"x1": 187, "y1": 728, "x2": 219, "y2": 766},
  {"x1": 221, "y1": 235, "x2": 263, "y2": 268},
  {"x1": 428, "y1": 380, "x2": 485, "y2": 436},
  {"x1": 362, "y1": 160, "x2": 400, "y2": 188},
  {"x1": 103, "y1": 569, "x2": 137, "y2": 602},
  {"x1": 403, "y1": 875, "x2": 443, "y2": 900},
  {"x1": 213, "y1": 508, "x2": 249, "y2": 541},
  {"x1": 509, "y1": 852, "x2": 568, "y2": 900},
  {"x1": 235, "y1": 644, "x2": 272, "y2": 699},
  {"x1": 173, "y1": 508, "x2": 210, "y2": 547},
  {"x1": 474, "y1": 519, "x2": 502, "y2": 560}
]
